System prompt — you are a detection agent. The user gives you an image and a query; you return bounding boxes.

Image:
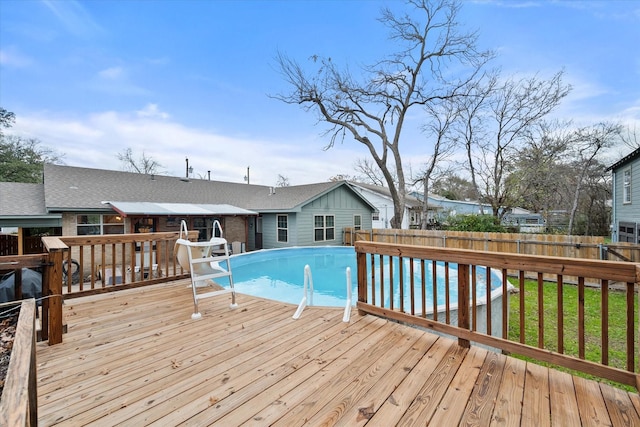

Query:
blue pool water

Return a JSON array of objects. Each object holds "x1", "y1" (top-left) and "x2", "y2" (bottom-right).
[{"x1": 219, "y1": 246, "x2": 502, "y2": 309}]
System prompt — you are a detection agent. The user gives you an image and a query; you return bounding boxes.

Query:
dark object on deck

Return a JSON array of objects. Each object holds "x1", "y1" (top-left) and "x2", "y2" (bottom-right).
[{"x1": 0, "y1": 268, "x2": 42, "y2": 303}]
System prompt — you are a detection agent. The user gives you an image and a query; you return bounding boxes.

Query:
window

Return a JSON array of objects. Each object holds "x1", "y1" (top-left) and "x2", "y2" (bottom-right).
[
  {"x1": 277, "y1": 215, "x2": 288, "y2": 242},
  {"x1": 354, "y1": 215, "x2": 362, "y2": 231},
  {"x1": 314, "y1": 215, "x2": 335, "y2": 242},
  {"x1": 623, "y1": 168, "x2": 632, "y2": 203},
  {"x1": 77, "y1": 214, "x2": 124, "y2": 235},
  {"x1": 372, "y1": 212, "x2": 380, "y2": 221}
]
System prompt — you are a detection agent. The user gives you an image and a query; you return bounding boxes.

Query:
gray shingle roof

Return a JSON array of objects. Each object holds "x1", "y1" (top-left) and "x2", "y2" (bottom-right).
[
  {"x1": 0, "y1": 182, "x2": 47, "y2": 215},
  {"x1": 42, "y1": 164, "x2": 361, "y2": 213}
]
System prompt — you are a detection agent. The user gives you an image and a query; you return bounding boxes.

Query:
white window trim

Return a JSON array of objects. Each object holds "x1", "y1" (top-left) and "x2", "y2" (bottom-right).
[
  {"x1": 314, "y1": 214, "x2": 335, "y2": 242},
  {"x1": 353, "y1": 214, "x2": 362, "y2": 231},
  {"x1": 276, "y1": 214, "x2": 288, "y2": 243},
  {"x1": 623, "y1": 168, "x2": 632, "y2": 204}
]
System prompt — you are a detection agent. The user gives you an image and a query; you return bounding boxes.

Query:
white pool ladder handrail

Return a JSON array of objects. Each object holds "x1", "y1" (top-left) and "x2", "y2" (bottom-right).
[
  {"x1": 213, "y1": 219, "x2": 223, "y2": 238},
  {"x1": 343, "y1": 267, "x2": 352, "y2": 322},
  {"x1": 293, "y1": 264, "x2": 352, "y2": 322},
  {"x1": 292, "y1": 264, "x2": 313, "y2": 319},
  {"x1": 175, "y1": 220, "x2": 237, "y2": 320}
]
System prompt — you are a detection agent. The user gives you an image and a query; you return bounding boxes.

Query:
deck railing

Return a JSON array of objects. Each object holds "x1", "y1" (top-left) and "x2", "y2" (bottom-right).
[
  {"x1": 355, "y1": 241, "x2": 640, "y2": 390},
  {"x1": 344, "y1": 227, "x2": 640, "y2": 262},
  {"x1": 43, "y1": 231, "x2": 198, "y2": 298},
  {"x1": 32, "y1": 231, "x2": 196, "y2": 345}
]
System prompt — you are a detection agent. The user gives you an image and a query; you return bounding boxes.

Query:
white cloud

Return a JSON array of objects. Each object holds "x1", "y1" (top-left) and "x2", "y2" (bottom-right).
[
  {"x1": 136, "y1": 104, "x2": 170, "y2": 120},
  {"x1": 42, "y1": 0, "x2": 104, "y2": 38},
  {"x1": 8, "y1": 108, "x2": 367, "y2": 186},
  {"x1": 98, "y1": 66, "x2": 124, "y2": 80},
  {"x1": 0, "y1": 48, "x2": 33, "y2": 67},
  {"x1": 89, "y1": 66, "x2": 150, "y2": 96}
]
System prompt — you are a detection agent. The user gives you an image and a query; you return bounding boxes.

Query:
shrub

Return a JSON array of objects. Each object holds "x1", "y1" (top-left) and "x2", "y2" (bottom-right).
[{"x1": 445, "y1": 214, "x2": 506, "y2": 232}]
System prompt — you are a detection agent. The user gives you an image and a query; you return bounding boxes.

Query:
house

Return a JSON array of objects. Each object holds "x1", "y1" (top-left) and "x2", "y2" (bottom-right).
[
  {"x1": 501, "y1": 207, "x2": 546, "y2": 233},
  {"x1": 606, "y1": 147, "x2": 640, "y2": 243},
  {"x1": 411, "y1": 192, "x2": 545, "y2": 232},
  {"x1": 348, "y1": 182, "x2": 425, "y2": 229},
  {"x1": 0, "y1": 164, "x2": 376, "y2": 254}
]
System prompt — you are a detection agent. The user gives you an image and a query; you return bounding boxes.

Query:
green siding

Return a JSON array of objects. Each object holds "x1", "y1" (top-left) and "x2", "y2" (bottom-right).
[
  {"x1": 261, "y1": 213, "x2": 299, "y2": 248},
  {"x1": 614, "y1": 163, "x2": 640, "y2": 223},
  {"x1": 259, "y1": 184, "x2": 373, "y2": 249},
  {"x1": 298, "y1": 185, "x2": 372, "y2": 246}
]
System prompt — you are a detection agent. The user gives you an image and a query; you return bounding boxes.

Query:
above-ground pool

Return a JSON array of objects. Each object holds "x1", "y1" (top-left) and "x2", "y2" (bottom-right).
[
  {"x1": 222, "y1": 246, "x2": 356, "y2": 307},
  {"x1": 218, "y1": 246, "x2": 504, "y2": 312}
]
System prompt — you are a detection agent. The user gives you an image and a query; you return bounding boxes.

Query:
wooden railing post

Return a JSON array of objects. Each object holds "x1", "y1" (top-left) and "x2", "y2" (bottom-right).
[
  {"x1": 458, "y1": 263, "x2": 470, "y2": 348},
  {"x1": 356, "y1": 249, "x2": 368, "y2": 316},
  {"x1": 42, "y1": 237, "x2": 68, "y2": 345}
]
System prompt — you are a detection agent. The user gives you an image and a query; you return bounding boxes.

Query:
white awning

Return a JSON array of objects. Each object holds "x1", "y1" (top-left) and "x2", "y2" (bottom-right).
[{"x1": 104, "y1": 201, "x2": 258, "y2": 217}]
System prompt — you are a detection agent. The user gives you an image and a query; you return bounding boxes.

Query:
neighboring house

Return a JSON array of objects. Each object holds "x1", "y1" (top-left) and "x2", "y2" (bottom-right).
[
  {"x1": 0, "y1": 164, "x2": 376, "y2": 253},
  {"x1": 501, "y1": 207, "x2": 545, "y2": 233},
  {"x1": 606, "y1": 147, "x2": 640, "y2": 243},
  {"x1": 349, "y1": 182, "x2": 424, "y2": 229},
  {"x1": 411, "y1": 192, "x2": 545, "y2": 232},
  {"x1": 415, "y1": 193, "x2": 493, "y2": 219}
]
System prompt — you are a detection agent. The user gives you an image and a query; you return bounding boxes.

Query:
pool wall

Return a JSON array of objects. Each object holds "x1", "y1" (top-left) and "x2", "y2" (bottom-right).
[
  {"x1": 227, "y1": 247, "x2": 512, "y2": 345},
  {"x1": 416, "y1": 283, "x2": 513, "y2": 343}
]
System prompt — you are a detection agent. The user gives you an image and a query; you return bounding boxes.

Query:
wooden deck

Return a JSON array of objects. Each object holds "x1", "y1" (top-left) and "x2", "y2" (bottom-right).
[{"x1": 36, "y1": 279, "x2": 640, "y2": 426}]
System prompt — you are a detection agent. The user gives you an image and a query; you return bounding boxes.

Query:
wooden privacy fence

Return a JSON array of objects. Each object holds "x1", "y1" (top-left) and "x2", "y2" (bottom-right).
[
  {"x1": 355, "y1": 241, "x2": 640, "y2": 390},
  {"x1": 344, "y1": 228, "x2": 640, "y2": 262},
  {"x1": 0, "y1": 233, "x2": 18, "y2": 256}
]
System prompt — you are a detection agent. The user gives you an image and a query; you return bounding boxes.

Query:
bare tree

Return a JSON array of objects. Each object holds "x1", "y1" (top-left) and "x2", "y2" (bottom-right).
[
  {"x1": 418, "y1": 97, "x2": 460, "y2": 228},
  {"x1": 620, "y1": 124, "x2": 639, "y2": 150},
  {"x1": 353, "y1": 158, "x2": 387, "y2": 186},
  {"x1": 329, "y1": 173, "x2": 355, "y2": 182},
  {"x1": 462, "y1": 71, "x2": 571, "y2": 218},
  {"x1": 274, "y1": 0, "x2": 491, "y2": 228},
  {"x1": 511, "y1": 120, "x2": 572, "y2": 222},
  {"x1": 457, "y1": 72, "x2": 498, "y2": 214},
  {"x1": 117, "y1": 148, "x2": 164, "y2": 175},
  {"x1": 567, "y1": 122, "x2": 622, "y2": 235},
  {"x1": 276, "y1": 174, "x2": 290, "y2": 187}
]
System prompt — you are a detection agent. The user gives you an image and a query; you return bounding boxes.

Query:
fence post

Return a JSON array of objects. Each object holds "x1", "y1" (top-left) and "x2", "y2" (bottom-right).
[{"x1": 457, "y1": 263, "x2": 470, "y2": 348}]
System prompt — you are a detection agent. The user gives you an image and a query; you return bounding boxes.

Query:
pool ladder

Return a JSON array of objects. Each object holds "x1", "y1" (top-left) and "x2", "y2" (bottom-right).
[{"x1": 292, "y1": 265, "x2": 352, "y2": 322}]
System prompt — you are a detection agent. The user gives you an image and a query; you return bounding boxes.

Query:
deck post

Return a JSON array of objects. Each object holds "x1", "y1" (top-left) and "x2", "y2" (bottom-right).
[
  {"x1": 42, "y1": 237, "x2": 68, "y2": 345},
  {"x1": 356, "y1": 247, "x2": 368, "y2": 316},
  {"x1": 458, "y1": 263, "x2": 470, "y2": 348}
]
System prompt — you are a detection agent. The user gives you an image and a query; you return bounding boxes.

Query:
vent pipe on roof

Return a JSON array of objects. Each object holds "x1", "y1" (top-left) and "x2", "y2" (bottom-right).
[{"x1": 269, "y1": 187, "x2": 275, "y2": 195}]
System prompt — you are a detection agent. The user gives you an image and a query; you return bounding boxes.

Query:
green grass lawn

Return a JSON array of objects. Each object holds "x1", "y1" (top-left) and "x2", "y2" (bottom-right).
[{"x1": 507, "y1": 278, "x2": 638, "y2": 391}]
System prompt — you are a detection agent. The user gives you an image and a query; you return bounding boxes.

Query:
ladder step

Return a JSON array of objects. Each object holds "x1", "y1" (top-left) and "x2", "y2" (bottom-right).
[
  {"x1": 196, "y1": 288, "x2": 234, "y2": 300},
  {"x1": 191, "y1": 255, "x2": 229, "y2": 264},
  {"x1": 193, "y1": 271, "x2": 231, "y2": 281}
]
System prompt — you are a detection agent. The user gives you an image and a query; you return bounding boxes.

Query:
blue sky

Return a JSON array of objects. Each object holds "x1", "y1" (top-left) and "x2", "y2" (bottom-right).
[{"x1": 1, "y1": 0, "x2": 639, "y2": 185}]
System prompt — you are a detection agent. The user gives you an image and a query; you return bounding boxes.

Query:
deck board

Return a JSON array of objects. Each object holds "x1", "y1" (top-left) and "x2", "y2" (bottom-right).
[
  {"x1": 460, "y1": 350, "x2": 507, "y2": 426},
  {"x1": 36, "y1": 279, "x2": 640, "y2": 426},
  {"x1": 549, "y1": 369, "x2": 582, "y2": 426},
  {"x1": 490, "y1": 355, "x2": 526, "y2": 426}
]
